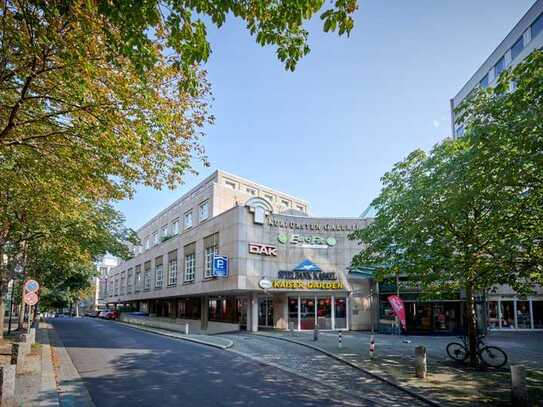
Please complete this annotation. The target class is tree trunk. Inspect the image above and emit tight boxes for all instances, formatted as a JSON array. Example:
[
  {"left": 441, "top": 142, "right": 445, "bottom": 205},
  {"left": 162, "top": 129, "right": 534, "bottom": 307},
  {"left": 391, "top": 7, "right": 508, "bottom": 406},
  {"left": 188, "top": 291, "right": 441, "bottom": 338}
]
[
  {"left": 18, "top": 302, "right": 25, "bottom": 330},
  {"left": 465, "top": 284, "right": 478, "bottom": 367}
]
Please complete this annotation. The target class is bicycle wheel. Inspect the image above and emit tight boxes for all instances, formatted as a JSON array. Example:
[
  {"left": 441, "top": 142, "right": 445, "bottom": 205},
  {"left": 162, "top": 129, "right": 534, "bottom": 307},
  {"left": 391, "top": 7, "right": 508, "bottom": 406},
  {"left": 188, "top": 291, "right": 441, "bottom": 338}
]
[
  {"left": 447, "top": 342, "right": 469, "bottom": 362},
  {"left": 479, "top": 346, "right": 508, "bottom": 368}
]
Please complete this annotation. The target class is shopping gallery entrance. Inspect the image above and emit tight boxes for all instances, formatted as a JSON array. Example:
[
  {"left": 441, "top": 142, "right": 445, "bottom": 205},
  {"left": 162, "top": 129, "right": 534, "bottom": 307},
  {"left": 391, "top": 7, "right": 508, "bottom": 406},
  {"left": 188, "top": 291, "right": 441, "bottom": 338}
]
[{"left": 257, "top": 293, "right": 349, "bottom": 331}]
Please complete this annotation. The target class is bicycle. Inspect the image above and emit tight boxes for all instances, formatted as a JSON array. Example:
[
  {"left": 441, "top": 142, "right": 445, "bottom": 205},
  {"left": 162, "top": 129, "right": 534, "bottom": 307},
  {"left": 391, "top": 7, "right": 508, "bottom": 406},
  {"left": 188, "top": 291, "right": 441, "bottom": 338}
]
[{"left": 446, "top": 333, "right": 508, "bottom": 368}]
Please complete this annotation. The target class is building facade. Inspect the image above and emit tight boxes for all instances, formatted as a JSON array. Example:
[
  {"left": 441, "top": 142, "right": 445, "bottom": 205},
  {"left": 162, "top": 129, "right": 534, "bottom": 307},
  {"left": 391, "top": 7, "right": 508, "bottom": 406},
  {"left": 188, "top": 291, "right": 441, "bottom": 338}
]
[
  {"left": 451, "top": 0, "right": 543, "bottom": 138},
  {"left": 79, "top": 255, "right": 119, "bottom": 314},
  {"left": 107, "top": 171, "right": 373, "bottom": 333}
]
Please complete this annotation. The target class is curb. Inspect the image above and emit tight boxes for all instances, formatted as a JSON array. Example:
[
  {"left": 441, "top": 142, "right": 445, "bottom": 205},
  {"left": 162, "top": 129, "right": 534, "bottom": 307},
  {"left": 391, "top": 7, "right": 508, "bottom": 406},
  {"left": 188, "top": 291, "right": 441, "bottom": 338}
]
[
  {"left": 114, "top": 320, "right": 234, "bottom": 350},
  {"left": 37, "top": 325, "right": 60, "bottom": 407},
  {"left": 253, "top": 333, "right": 442, "bottom": 407}
]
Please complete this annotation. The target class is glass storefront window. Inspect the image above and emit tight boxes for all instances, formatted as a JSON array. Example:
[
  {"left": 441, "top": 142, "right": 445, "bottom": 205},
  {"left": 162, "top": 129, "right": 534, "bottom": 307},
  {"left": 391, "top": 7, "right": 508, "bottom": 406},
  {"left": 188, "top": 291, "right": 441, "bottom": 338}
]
[
  {"left": 500, "top": 301, "right": 515, "bottom": 328},
  {"left": 288, "top": 297, "right": 298, "bottom": 330},
  {"left": 487, "top": 301, "right": 499, "bottom": 329},
  {"left": 334, "top": 297, "right": 347, "bottom": 329},
  {"left": 516, "top": 301, "right": 531, "bottom": 329},
  {"left": 300, "top": 297, "right": 315, "bottom": 330},
  {"left": 533, "top": 301, "right": 543, "bottom": 329},
  {"left": 316, "top": 297, "right": 332, "bottom": 329}
]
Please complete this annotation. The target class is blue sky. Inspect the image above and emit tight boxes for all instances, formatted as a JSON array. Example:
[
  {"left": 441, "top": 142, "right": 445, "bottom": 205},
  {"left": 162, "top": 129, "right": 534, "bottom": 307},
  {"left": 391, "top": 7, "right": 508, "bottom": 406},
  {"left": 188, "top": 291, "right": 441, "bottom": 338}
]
[{"left": 117, "top": 0, "right": 535, "bottom": 229}]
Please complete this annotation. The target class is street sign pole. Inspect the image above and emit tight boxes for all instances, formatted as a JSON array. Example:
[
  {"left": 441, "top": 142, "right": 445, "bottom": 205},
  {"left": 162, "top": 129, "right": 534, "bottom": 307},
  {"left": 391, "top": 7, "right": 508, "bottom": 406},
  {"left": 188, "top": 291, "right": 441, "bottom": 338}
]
[{"left": 7, "top": 279, "right": 15, "bottom": 335}]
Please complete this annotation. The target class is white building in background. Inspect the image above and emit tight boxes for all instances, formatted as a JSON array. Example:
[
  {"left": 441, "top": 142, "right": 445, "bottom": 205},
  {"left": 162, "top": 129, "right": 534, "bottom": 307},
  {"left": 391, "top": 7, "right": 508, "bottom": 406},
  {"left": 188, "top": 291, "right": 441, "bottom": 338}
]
[
  {"left": 451, "top": 0, "right": 543, "bottom": 137},
  {"left": 79, "top": 254, "right": 119, "bottom": 314}
]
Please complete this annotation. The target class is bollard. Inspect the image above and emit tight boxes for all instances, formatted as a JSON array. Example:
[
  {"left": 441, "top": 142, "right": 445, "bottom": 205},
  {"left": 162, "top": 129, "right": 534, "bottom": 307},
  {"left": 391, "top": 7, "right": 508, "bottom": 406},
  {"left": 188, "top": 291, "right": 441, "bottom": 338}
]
[
  {"left": 29, "top": 328, "right": 36, "bottom": 344},
  {"left": 369, "top": 335, "right": 375, "bottom": 359},
  {"left": 338, "top": 331, "right": 342, "bottom": 349},
  {"left": 185, "top": 323, "right": 189, "bottom": 335},
  {"left": 0, "top": 365, "right": 15, "bottom": 406},
  {"left": 415, "top": 346, "right": 427, "bottom": 379},
  {"left": 313, "top": 325, "right": 319, "bottom": 341},
  {"left": 511, "top": 365, "right": 529, "bottom": 407},
  {"left": 11, "top": 344, "right": 25, "bottom": 374}
]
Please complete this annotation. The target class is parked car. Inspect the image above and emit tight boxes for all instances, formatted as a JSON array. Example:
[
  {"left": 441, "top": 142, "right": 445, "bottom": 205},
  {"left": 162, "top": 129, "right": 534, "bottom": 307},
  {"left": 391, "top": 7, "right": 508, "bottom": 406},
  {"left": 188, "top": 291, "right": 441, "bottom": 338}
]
[
  {"left": 103, "top": 310, "right": 119, "bottom": 320},
  {"left": 98, "top": 311, "right": 108, "bottom": 318}
]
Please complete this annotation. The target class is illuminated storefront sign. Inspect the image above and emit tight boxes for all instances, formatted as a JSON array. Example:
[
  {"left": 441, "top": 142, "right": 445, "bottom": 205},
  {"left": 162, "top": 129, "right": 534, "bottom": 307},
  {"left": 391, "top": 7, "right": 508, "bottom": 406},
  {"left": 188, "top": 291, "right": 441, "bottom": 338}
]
[
  {"left": 277, "top": 233, "right": 337, "bottom": 248},
  {"left": 270, "top": 260, "right": 344, "bottom": 290},
  {"left": 248, "top": 243, "right": 277, "bottom": 256},
  {"left": 271, "top": 280, "right": 344, "bottom": 289}
]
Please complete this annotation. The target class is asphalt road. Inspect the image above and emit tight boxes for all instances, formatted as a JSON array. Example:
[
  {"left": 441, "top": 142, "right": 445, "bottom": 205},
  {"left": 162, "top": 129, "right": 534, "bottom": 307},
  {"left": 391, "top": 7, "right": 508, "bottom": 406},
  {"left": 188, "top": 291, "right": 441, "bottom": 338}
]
[{"left": 49, "top": 318, "right": 370, "bottom": 407}]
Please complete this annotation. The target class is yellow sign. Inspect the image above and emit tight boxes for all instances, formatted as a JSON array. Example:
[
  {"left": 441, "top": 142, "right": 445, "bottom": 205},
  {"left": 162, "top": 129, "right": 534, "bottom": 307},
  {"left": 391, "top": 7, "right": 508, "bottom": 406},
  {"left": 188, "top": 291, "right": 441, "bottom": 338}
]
[{"left": 271, "top": 280, "right": 344, "bottom": 290}]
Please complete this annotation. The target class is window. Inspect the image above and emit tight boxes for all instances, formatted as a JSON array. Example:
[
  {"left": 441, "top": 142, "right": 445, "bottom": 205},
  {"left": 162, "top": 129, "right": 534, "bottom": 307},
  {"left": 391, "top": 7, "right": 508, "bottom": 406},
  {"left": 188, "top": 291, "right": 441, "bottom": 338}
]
[
  {"left": 172, "top": 219, "right": 180, "bottom": 235},
  {"left": 296, "top": 205, "right": 305, "bottom": 212},
  {"left": 224, "top": 180, "right": 236, "bottom": 189},
  {"left": 114, "top": 277, "right": 119, "bottom": 295},
  {"left": 246, "top": 187, "right": 256, "bottom": 196},
  {"left": 155, "top": 257, "right": 163, "bottom": 288},
  {"left": 144, "top": 261, "right": 151, "bottom": 290},
  {"left": 135, "top": 265, "right": 142, "bottom": 292},
  {"left": 167, "top": 250, "right": 178, "bottom": 286},
  {"left": 455, "top": 125, "right": 465, "bottom": 137},
  {"left": 199, "top": 200, "right": 209, "bottom": 221},
  {"left": 494, "top": 56, "right": 506, "bottom": 78},
  {"left": 184, "top": 211, "right": 193, "bottom": 228},
  {"left": 281, "top": 199, "right": 290, "bottom": 207},
  {"left": 532, "top": 12, "right": 543, "bottom": 40},
  {"left": 264, "top": 194, "right": 274, "bottom": 202},
  {"left": 479, "top": 73, "right": 489, "bottom": 89},
  {"left": 120, "top": 271, "right": 126, "bottom": 295},
  {"left": 127, "top": 268, "right": 133, "bottom": 294},
  {"left": 184, "top": 243, "right": 196, "bottom": 282},
  {"left": 511, "top": 36, "right": 524, "bottom": 61},
  {"left": 204, "top": 233, "right": 219, "bottom": 278},
  {"left": 161, "top": 225, "right": 168, "bottom": 238},
  {"left": 145, "top": 237, "right": 150, "bottom": 250},
  {"left": 153, "top": 232, "right": 159, "bottom": 246}
]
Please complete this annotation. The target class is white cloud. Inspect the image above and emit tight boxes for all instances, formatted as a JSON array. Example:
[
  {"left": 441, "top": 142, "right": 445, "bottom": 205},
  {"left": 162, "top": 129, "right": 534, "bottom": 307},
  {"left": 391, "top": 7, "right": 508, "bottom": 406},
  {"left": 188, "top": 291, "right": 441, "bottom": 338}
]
[{"left": 432, "top": 119, "right": 441, "bottom": 128}]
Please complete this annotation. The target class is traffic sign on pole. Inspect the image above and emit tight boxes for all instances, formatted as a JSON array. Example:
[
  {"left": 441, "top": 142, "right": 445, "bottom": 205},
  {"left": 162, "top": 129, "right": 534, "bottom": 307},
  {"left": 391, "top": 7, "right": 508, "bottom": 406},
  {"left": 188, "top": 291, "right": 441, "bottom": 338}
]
[
  {"left": 24, "top": 292, "right": 38, "bottom": 306},
  {"left": 24, "top": 279, "right": 40, "bottom": 293}
]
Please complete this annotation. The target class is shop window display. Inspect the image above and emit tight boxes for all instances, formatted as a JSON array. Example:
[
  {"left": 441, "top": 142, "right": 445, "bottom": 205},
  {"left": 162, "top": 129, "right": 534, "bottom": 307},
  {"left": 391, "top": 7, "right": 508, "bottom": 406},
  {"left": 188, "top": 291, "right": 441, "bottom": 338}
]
[
  {"left": 316, "top": 297, "right": 332, "bottom": 329},
  {"left": 288, "top": 297, "right": 298, "bottom": 329},
  {"left": 516, "top": 301, "right": 531, "bottom": 329},
  {"left": 487, "top": 301, "right": 499, "bottom": 329},
  {"left": 500, "top": 301, "right": 515, "bottom": 328},
  {"left": 300, "top": 298, "right": 316, "bottom": 330}
]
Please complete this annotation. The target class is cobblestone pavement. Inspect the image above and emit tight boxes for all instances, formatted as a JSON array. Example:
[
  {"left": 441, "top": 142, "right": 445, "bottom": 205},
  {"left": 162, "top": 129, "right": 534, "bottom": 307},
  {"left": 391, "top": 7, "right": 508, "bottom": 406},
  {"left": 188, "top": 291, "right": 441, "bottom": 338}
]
[
  {"left": 233, "top": 330, "right": 543, "bottom": 407},
  {"left": 221, "top": 333, "right": 430, "bottom": 407}
]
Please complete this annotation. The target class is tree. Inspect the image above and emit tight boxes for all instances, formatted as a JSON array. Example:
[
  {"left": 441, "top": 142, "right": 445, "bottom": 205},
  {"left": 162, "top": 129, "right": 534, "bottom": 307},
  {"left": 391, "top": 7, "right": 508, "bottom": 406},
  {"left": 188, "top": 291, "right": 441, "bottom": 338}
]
[
  {"left": 350, "top": 51, "right": 543, "bottom": 366},
  {"left": 0, "top": 0, "right": 358, "bottom": 326}
]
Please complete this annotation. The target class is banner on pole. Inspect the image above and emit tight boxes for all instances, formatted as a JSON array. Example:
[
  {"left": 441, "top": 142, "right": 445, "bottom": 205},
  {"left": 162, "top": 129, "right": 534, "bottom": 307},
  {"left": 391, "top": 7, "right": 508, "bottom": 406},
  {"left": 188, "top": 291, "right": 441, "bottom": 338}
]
[{"left": 387, "top": 295, "right": 406, "bottom": 330}]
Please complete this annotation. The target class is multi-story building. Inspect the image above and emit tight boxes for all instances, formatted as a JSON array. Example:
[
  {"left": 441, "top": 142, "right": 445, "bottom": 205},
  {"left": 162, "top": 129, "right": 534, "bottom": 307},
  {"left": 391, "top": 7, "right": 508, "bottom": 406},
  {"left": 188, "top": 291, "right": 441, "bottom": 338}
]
[
  {"left": 79, "top": 255, "right": 119, "bottom": 314},
  {"left": 450, "top": 0, "right": 543, "bottom": 137},
  {"left": 447, "top": 1, "right": 543, "bottom": 331},
  {"left": 107, "top": 170, "right": 373, "bottom": 333}
]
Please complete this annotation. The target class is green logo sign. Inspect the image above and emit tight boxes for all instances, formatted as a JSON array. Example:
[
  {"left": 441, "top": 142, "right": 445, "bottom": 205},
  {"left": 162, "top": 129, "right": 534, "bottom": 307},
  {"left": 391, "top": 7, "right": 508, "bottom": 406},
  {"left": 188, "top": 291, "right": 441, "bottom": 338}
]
[{"left": 277, "top": 234, "right": 337, "bottom": 247}]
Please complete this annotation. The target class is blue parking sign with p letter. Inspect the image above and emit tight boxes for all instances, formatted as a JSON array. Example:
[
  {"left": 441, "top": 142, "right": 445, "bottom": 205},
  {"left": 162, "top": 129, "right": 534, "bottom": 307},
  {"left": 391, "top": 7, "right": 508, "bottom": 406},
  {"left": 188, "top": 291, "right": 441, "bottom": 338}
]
[{"left": 212, "top": 255, "right": 229, "bottom": 277}]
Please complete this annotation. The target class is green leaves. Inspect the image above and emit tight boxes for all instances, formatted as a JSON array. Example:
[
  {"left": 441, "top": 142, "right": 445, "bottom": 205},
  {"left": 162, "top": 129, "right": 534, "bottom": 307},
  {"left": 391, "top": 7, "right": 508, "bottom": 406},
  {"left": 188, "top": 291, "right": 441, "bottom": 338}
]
[{"left": 351, "top": 51, "right": 543, "bottom": 296}]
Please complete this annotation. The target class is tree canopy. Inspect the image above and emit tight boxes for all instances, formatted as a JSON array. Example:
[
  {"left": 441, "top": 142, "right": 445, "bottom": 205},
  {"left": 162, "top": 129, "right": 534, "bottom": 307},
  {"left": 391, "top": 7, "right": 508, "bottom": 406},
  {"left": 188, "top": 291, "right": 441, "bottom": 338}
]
[{"left": 350, "top": 51, "right": 543, "bottom": 364}]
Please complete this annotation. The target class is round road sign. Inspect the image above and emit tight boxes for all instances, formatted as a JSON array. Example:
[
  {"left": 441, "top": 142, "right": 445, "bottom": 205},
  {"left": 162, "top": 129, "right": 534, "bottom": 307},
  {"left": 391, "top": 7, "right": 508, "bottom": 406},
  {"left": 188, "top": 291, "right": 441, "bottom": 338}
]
[
  {"left": 24, "top": 279, "right": 40, "bottom": 293},
  {"left": 24, "top": 291, "right": 39, "bottom": 306}
]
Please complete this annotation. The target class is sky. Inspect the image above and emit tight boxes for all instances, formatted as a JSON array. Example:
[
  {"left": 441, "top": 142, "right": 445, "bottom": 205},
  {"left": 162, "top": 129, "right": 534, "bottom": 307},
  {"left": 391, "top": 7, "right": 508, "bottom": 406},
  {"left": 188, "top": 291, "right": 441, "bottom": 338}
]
[{"left": 116, "top": 0, "right": 536, "bottom": 229}]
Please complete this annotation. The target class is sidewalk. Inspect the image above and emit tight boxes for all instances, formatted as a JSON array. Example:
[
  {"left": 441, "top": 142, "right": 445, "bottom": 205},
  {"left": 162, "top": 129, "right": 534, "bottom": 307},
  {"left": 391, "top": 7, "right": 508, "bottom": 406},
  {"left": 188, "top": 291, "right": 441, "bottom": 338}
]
[
  {"left": 1, "top": 322, "right": 60, "bottom": 406},
  {"left": 251, "top": 330, "right": 543, "bottom": 406}
]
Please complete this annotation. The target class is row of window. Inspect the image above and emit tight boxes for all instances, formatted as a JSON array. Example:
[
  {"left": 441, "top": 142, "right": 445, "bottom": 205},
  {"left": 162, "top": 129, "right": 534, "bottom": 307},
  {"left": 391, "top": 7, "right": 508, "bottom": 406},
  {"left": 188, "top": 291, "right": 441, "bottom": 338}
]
[
  {"left": 479, "top": 11, "right": 543, "bottom": 90},
  {"left": 110, "top": 233, "right": 219, "bottom": 297},
  {"left": 223, "top": 178, "right": 306, "bottom": 212},
  {"left": 137, "top": 201, "right": 209, "bottom": 254}
]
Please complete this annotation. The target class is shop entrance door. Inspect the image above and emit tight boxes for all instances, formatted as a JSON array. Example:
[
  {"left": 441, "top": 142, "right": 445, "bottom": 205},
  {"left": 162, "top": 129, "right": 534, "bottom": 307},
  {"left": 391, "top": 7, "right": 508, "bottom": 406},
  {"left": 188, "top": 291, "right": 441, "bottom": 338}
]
[{"left": 258, "top": 298, "right": 273, "bottom": 328}]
